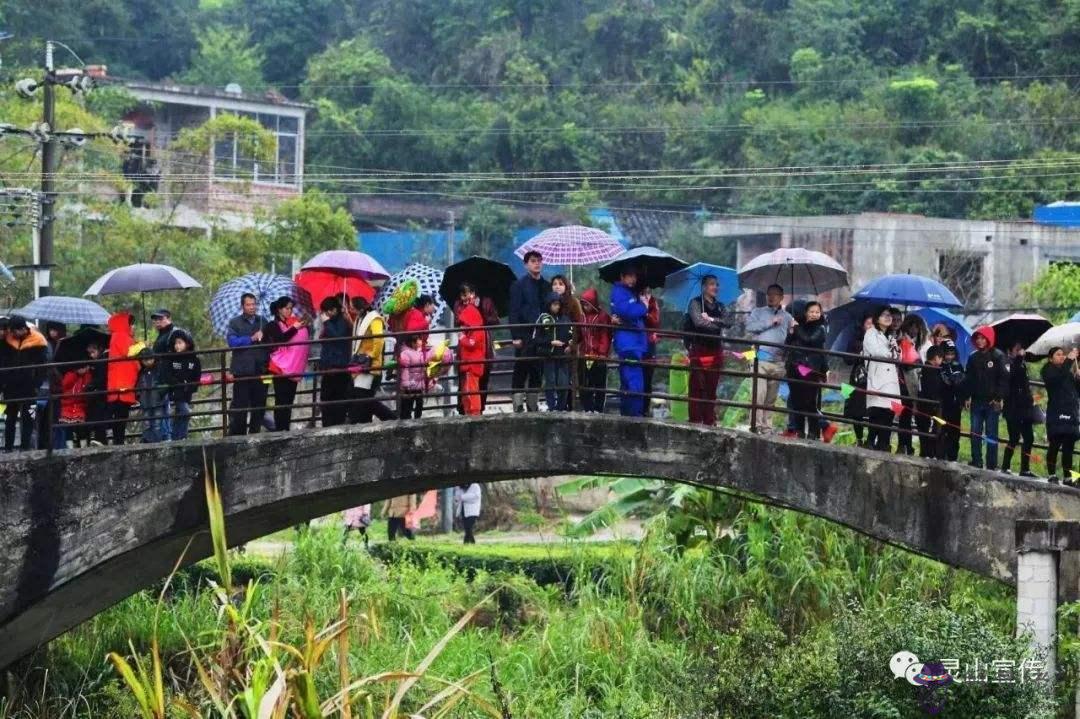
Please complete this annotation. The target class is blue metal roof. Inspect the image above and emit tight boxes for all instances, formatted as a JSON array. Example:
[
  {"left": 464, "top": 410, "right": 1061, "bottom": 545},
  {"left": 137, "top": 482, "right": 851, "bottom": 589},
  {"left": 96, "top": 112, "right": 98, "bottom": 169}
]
[{"left": 1034, "top": 202, "right": 1080, "bottom": 227}]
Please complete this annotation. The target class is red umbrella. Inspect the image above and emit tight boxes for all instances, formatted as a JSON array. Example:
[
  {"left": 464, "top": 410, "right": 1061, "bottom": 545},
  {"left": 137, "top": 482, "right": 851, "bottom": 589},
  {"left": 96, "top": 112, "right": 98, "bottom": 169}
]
[{"left": 294, "top": 269, "right": 374, "bottom": 308}]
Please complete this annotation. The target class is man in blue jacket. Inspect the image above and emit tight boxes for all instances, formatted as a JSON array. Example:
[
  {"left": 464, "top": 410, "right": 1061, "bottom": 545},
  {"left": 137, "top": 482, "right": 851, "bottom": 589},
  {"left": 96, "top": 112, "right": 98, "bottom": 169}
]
[
  {"left": 610, "top": 266, "right": 649, "bottom": 417},
  {"left": 226, "top": 293, "right": 269, "bottom": 435},
  {"left": 508, "top": 250, "right": 550, "bottom": 412}
]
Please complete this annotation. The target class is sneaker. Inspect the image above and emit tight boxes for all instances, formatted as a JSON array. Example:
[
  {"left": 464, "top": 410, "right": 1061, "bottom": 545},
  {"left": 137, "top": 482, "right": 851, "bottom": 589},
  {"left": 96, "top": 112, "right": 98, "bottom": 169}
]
[
  {"left": 1049, "top": 476, "right": 1061, "bottom": 485},
  {"left": 89, "top": 439, "right": 104, "bottom": 447},
  {"left": 821, "top": 423, "right": 838, "bottom": 444},
  {"left": 1019, "top": 471, "right": 1037, "bottom": 478},
  {"left": 781, "top": 429, "right": 798, "bottom": 439},
  {"left": 1001, "top": 469, "right": 1013, "bottom": 475}
]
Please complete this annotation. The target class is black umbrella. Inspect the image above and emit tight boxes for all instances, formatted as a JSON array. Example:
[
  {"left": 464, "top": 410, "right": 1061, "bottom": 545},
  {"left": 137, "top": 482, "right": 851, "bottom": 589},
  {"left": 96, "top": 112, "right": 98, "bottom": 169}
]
[
  {"left": 990, "top": 313, "right": 1054, "bottom": 351},
  {"left": 598, "top": 246, "right": 689, "bottom": 288},
  {"left": 439, "top": 256, "right": 517, "bottom": 316},
  {"left": 53, "top": 327, "right": 110, "bottom": 365}
]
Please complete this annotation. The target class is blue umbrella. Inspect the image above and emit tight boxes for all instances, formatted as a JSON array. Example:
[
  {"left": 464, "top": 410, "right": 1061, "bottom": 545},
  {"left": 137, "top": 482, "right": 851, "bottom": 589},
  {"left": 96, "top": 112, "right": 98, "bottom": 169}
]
[
  {"left": 663, "top": 263, "right": 739, "bottom": 314},
  {"left": 911, "top": 307, "right": 972, "bottom": 364},
  {"left": 826, "top": 299, "right": 876, "bottom": 352},
  {"left": 209, "top": 273, "right": 313, "bottom": 337},
  {"left": 16, "top": 296, "right": 110, "bottom": 325},
  {"left": 852, "top": 274, "right": 962, "bottom": 309}
]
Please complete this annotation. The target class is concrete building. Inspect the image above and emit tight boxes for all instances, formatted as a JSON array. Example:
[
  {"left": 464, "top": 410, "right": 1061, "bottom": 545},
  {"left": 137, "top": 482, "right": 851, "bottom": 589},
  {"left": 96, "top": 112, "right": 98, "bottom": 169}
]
[
  {"left": 88, "top": 68, "right": 309, "bottom": 231},
  {"left": 704, "top": 212, "right": 1080, "bottom": 311}
]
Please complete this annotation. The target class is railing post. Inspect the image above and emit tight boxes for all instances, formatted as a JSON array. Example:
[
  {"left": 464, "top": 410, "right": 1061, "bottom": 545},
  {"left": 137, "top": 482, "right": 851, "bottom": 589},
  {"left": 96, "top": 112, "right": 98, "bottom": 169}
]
[
  {"left": 749, "top": 345, "right": 760, "bottom": 433},
  {"left": 219, "top": 350, "right": 228, "bottom": 437}
]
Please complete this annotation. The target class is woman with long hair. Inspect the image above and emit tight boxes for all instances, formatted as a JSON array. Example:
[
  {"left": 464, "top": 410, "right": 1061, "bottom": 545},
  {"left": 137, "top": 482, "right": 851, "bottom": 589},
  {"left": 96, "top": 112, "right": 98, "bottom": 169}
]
[
  {"left": 1042, "top": 347, "right": 1080, "bottom": 484},
  {"left": 862, "top": 307, "right": 901, "bottom": 452},
  {"left": 897, "top": 314, "right": 931, "bottom": 455}
]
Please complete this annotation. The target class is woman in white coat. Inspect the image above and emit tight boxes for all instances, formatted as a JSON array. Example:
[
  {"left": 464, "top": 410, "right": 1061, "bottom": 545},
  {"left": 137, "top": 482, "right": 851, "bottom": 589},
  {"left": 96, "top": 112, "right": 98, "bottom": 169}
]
[
  {"left": 862, "top": 306, "right": 901, "bottom": 452},
  {"left": 454, "top": 483, "right": 482, "bottom": 544}
]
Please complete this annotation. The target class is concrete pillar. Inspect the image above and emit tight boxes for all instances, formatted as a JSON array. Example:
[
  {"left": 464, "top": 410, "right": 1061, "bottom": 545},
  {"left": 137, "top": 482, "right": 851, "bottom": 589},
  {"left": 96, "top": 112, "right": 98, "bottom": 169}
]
[{"left": 1015, "top": 549, "right": 1057, "bottom": 679}]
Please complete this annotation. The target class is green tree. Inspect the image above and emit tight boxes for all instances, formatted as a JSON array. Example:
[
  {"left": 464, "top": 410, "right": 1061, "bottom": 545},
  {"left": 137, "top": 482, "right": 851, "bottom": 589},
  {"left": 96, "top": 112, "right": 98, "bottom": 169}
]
[
  {"left": 1021, "top": 263, "right": 1080, "bottom": 324},
  {"left": 181, "top": 25, "right": 266, "bottom": 90},
  {"left": 462, "top": 200, "right": 515, "bottom": 258},
  {"left": 263, "top": 190, "right": 356, "bottom": 258}
]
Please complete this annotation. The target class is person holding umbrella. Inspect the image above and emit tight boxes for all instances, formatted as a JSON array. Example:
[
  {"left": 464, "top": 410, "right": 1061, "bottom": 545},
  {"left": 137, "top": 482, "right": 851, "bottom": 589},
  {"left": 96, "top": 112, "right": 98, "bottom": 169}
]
[
  {"left": 685, "top": 274, "right": 728, "bottom": 426},
  {"left": 453, "top": 290, "right": 500, "bottom": 413},
  {"left": 1001, "top": 341, "right": 1036, "bottom": 477},
  {"left": 744, "top": 284, "right": 794, "bottom": 432},
  {"left": 225, "top": 293, "right": 270, "bottom": 436},
  {"left": 150, "top": 309, "right": 183, "bottom": 440},
  {"left": 1041, "top": 347, "right": 1080, "bottom": 484},
  {"left": 862, "top": 306, "right": 901, "bottom": 452},
  {"left": 317, "top": 296, "right": 353, "bottom": 426},
  {"left": 508, "top": 251, "right": 550, "bottom": 413},
  {"left": 610, "top": 266, "right": 649, "bottom": 417},
  {"left": 263, "top": 296, "right": 311, "bottom": 432},
  {"left": 106, "top": 312, "right": 143, "bottom": 445},
  {"left": 456, "top": 283, "right": 489, "bottom": 416}
]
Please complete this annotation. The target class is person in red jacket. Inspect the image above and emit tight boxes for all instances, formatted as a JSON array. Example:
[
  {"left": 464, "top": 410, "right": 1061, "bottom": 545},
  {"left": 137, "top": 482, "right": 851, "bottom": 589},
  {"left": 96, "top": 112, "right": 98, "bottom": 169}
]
[
  {"left": 456, "top": 283, "right": 488, "bottom": 416},
  {"left": 59, "top": 365, "right": 91, "bottom": 447},
  {"left": 402, "top": 295, "right": 439, "bottom": 351},
  {"left": 106, "top": 312, "right": 144, "bottom": 445},
  {"left": 453, "top": 293, "right": 500, "bottom": 413},
  {"left": 578, "top": 288, "right": 612, "bottom": 412}
]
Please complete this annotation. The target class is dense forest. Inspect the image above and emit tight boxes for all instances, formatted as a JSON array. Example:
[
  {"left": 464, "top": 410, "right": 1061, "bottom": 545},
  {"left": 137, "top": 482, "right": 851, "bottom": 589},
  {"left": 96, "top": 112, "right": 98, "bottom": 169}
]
[{"left": 4, "top": 0, "right": 1079, "bottom": 222}]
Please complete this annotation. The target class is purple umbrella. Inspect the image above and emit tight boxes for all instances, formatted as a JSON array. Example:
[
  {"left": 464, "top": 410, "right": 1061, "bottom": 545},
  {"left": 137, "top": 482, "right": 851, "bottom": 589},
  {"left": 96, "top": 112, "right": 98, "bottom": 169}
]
[
  {"left": 514, "top": 225, "right": 625, "bottom": 266},
  {"left": 301, "top": 250, "right": 390, "bottom": 282},
  {"left": 83, "top": 263, "right": 202, "bottom": 295},
  {"left": 738, "top": 247, "right": 848, "bottom": 294}
]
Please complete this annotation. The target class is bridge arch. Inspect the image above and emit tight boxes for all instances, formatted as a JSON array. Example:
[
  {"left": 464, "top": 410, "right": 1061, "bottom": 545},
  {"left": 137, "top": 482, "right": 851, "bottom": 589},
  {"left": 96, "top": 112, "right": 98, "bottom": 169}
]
[{"left": 2, "top": 413, "right": 1079, "bottom": 668}]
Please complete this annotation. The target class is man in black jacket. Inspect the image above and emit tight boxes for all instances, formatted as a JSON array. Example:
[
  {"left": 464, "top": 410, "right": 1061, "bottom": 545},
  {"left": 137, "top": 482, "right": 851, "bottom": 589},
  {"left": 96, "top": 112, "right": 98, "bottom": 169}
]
[
  {"left": 225, "top": 293, "right": 269, "bottom": 436},
  {"left": 508, "top": 250, "right": 550, "bottom": 412},
  {"left": 3, "top": 316, "right": 47, "bottom": 451},
  {"left": 150, "top": 309, "right": 183, "bottom": 438},
  {"left": 965, "top": 325, "right": 1010, "bottom": 470}
]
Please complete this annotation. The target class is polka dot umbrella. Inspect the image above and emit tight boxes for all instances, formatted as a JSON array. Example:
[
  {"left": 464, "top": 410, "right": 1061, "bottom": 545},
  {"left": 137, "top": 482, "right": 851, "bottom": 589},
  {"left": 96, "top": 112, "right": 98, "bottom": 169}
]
[{"left": 374, "top": 263, "right": 448, "bottom": 326}]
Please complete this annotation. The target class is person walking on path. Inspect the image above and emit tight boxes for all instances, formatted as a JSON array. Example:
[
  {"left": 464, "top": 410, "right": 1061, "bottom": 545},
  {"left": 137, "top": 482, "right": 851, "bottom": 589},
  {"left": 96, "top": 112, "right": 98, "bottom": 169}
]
[
  {"left": 454, "top": 483, "right": 482, "bottom": 544},
  {"left": 162, "top": 329, "right": 200, "bottom": 441},
  {"left": 685, "top": 274, "right": 728, "bottom": 426},
  {"left": 610, "top": 267, "right": 649, "bottom": 417},
  {"left": 533, "top": 292, "right": 573, "bottom": 411},
  {"left": 350, "top": 296, "right": 396, "bottom": 424},
  {"left": 1002, "top": 341, "right": 1036, "bottom": 477},
  {"left": 2, "top": 316, "right": 46, "bottom": 452},
  {"left": 862, "top": 306, "right": 901, "bottom": 452},
  {"left": 965, "top": 326, "right": 1009, "bottom": 470},
  {"left": 264, "top": 296, "right": 311, "bottom": 432},
  {"left": 317, "top": 296, "right": 353, "bottom": 426},
  {"left": 578, "top": 288, "right": 612, "bottom": 413},
  {"left": 1041, "top": 347, "right": 1080, "bottom": 484},
  {"left": 508, "top": 251, "right": 549, "bottom": 412},
  {"left": 105, "top": 312, "right": 144, "bottom": 445},
  {"left": 456, "top": 283, "right": 489, "bottom": 416},
  {"left": 784, "top": 301, "right": 828, "bottom": 439},
  {"left": 343, "top": 505, "right": 372, "bottom": 547},
  {"left": 744, "top": 284, "right": 794, "bottom": 432},
  {"left": 383, "top": 494, "right": 417, "bottom": 541},
  {"left": 226, "top": 293, "right": 270, "bottom": 436}
]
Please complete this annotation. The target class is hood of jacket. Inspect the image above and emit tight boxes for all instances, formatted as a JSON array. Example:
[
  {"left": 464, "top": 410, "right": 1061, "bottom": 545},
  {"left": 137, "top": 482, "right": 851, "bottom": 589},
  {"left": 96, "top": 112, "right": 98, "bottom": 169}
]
[
  {"left": 545, "top": 292, "right": 564, "bottom": 314},
  {"left": 170, "top": 327, "right": 196, "bottom": 351},
  {"left": 580, "top": 288, "right": 600, "bottom": 312},
  {"left": 973, "top": 325, "right": 995, "bottom": 348}
]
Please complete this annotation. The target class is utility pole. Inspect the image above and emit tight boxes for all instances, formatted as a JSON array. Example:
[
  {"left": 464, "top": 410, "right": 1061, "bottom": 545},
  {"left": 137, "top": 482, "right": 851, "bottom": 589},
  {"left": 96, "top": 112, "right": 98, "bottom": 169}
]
[{"left": 37, "top": 41, "right": 56, "bottom": 298}]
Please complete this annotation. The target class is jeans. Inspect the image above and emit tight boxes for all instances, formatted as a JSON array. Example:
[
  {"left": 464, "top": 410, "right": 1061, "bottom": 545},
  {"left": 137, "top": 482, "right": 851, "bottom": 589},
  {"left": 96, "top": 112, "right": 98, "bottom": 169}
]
[
  {"left": 617, "top": 350, "right": 645, "bottom": 417},
  {"left": 142, "top": 404, "right": 165, "bottom": 443},
  {"left": 969, "top": 402, "right": 1000, "bottom": 469},
  {"left": 463, "top": 515, "right": 477, "bottom": 544},
  {"left": 511, "top": 346, "right": 543, "bottom": 409},
  {"left": 171, "top": 399, "right": 191, "bottom": 441},
  {"left": 543, "top": 358, "right": 571, "bottom": 411},
  {"left": 229, "top": 376, "right": 269, "bottom": 436},
  {"left": 160, "top": 397, "right": 173, "bottom": 441},
  {"left": 579, "top": 359, "right": 608, "bottom": 413}
]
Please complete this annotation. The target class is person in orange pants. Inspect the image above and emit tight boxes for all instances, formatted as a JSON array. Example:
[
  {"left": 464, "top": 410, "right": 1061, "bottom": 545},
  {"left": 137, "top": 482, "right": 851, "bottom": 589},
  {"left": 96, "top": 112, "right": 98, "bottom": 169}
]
[{"left": 456, "top": 283, "right": 488, "bottom": 415}]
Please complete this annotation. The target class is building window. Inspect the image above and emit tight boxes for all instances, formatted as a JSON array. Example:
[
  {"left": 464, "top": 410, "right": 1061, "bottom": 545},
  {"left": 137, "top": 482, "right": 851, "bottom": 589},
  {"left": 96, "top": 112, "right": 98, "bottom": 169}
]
[
  {"left": 212, "top": 110, "right": 300, "bottom": 186},
  {"left": 938, "top": 251, "right": 984, "bottom": 308}
]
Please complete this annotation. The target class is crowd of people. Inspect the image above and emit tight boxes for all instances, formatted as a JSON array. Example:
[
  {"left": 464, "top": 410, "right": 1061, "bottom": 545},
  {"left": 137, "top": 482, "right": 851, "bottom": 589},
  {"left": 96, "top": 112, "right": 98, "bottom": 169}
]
[{"left": 2, "top": 251, "right": 1079, "bottom": 487}]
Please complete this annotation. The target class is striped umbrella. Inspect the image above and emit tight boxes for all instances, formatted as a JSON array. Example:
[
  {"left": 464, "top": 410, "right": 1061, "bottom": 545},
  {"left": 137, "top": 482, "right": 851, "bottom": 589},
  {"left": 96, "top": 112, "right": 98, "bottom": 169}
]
[
  {"left": 374, "top": 263, "right": 448, "bottom": 325},
  {"left": 514, "top": 225, "right": 625, "bottom": 266},
  {"left": 208, "top": 273, "right": 313, "bottom": 337}
]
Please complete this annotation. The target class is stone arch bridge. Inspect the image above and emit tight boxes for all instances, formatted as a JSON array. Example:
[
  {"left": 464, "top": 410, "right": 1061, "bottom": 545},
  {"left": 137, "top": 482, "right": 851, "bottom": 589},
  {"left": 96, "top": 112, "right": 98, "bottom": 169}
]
[{"left": 2, "top": 413, "right": 1079, "bottom": 670}]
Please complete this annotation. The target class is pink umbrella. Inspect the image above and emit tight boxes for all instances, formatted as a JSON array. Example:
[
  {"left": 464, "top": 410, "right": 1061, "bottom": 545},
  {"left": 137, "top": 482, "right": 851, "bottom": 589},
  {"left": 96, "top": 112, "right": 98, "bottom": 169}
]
[
  {"left": 514, "top": 225, "right": 625, "bottom": 266},
  {"left": 301, "top": 250, "right": 390, "bottom": 282}
]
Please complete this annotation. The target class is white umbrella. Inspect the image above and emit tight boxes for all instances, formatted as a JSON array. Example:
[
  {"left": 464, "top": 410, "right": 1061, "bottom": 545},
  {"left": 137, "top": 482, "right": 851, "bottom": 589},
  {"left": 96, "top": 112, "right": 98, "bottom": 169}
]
[
  {"left": 738, "top": 247, "right": 848, "bottom": 294},
  {"left": 1027, "top": 323, "right": 1080, "bottom": 357}
]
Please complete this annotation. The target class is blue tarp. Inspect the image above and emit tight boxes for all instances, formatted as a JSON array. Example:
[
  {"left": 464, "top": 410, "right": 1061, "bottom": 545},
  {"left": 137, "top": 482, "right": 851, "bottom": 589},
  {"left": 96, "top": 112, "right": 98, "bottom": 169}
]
[{"left": 1034, "top": 202, "right": 1080, "bottom": 227}]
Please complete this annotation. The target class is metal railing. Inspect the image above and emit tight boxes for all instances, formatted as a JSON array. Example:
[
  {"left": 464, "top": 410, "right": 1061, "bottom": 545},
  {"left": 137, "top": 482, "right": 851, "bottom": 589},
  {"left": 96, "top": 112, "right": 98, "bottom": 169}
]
[{"left": 0, "top": 320, "right": 1053, "bottom": 471}]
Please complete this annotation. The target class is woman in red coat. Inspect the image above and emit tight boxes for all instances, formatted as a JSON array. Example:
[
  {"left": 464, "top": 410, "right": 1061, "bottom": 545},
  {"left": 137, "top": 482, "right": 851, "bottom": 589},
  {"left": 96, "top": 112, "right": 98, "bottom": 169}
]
[
  {"left": 456, "top": 283, "right": 488, "bottom": 416},
  {"left": 105, "top": 312, "right": 144, "bottom": 444}
]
